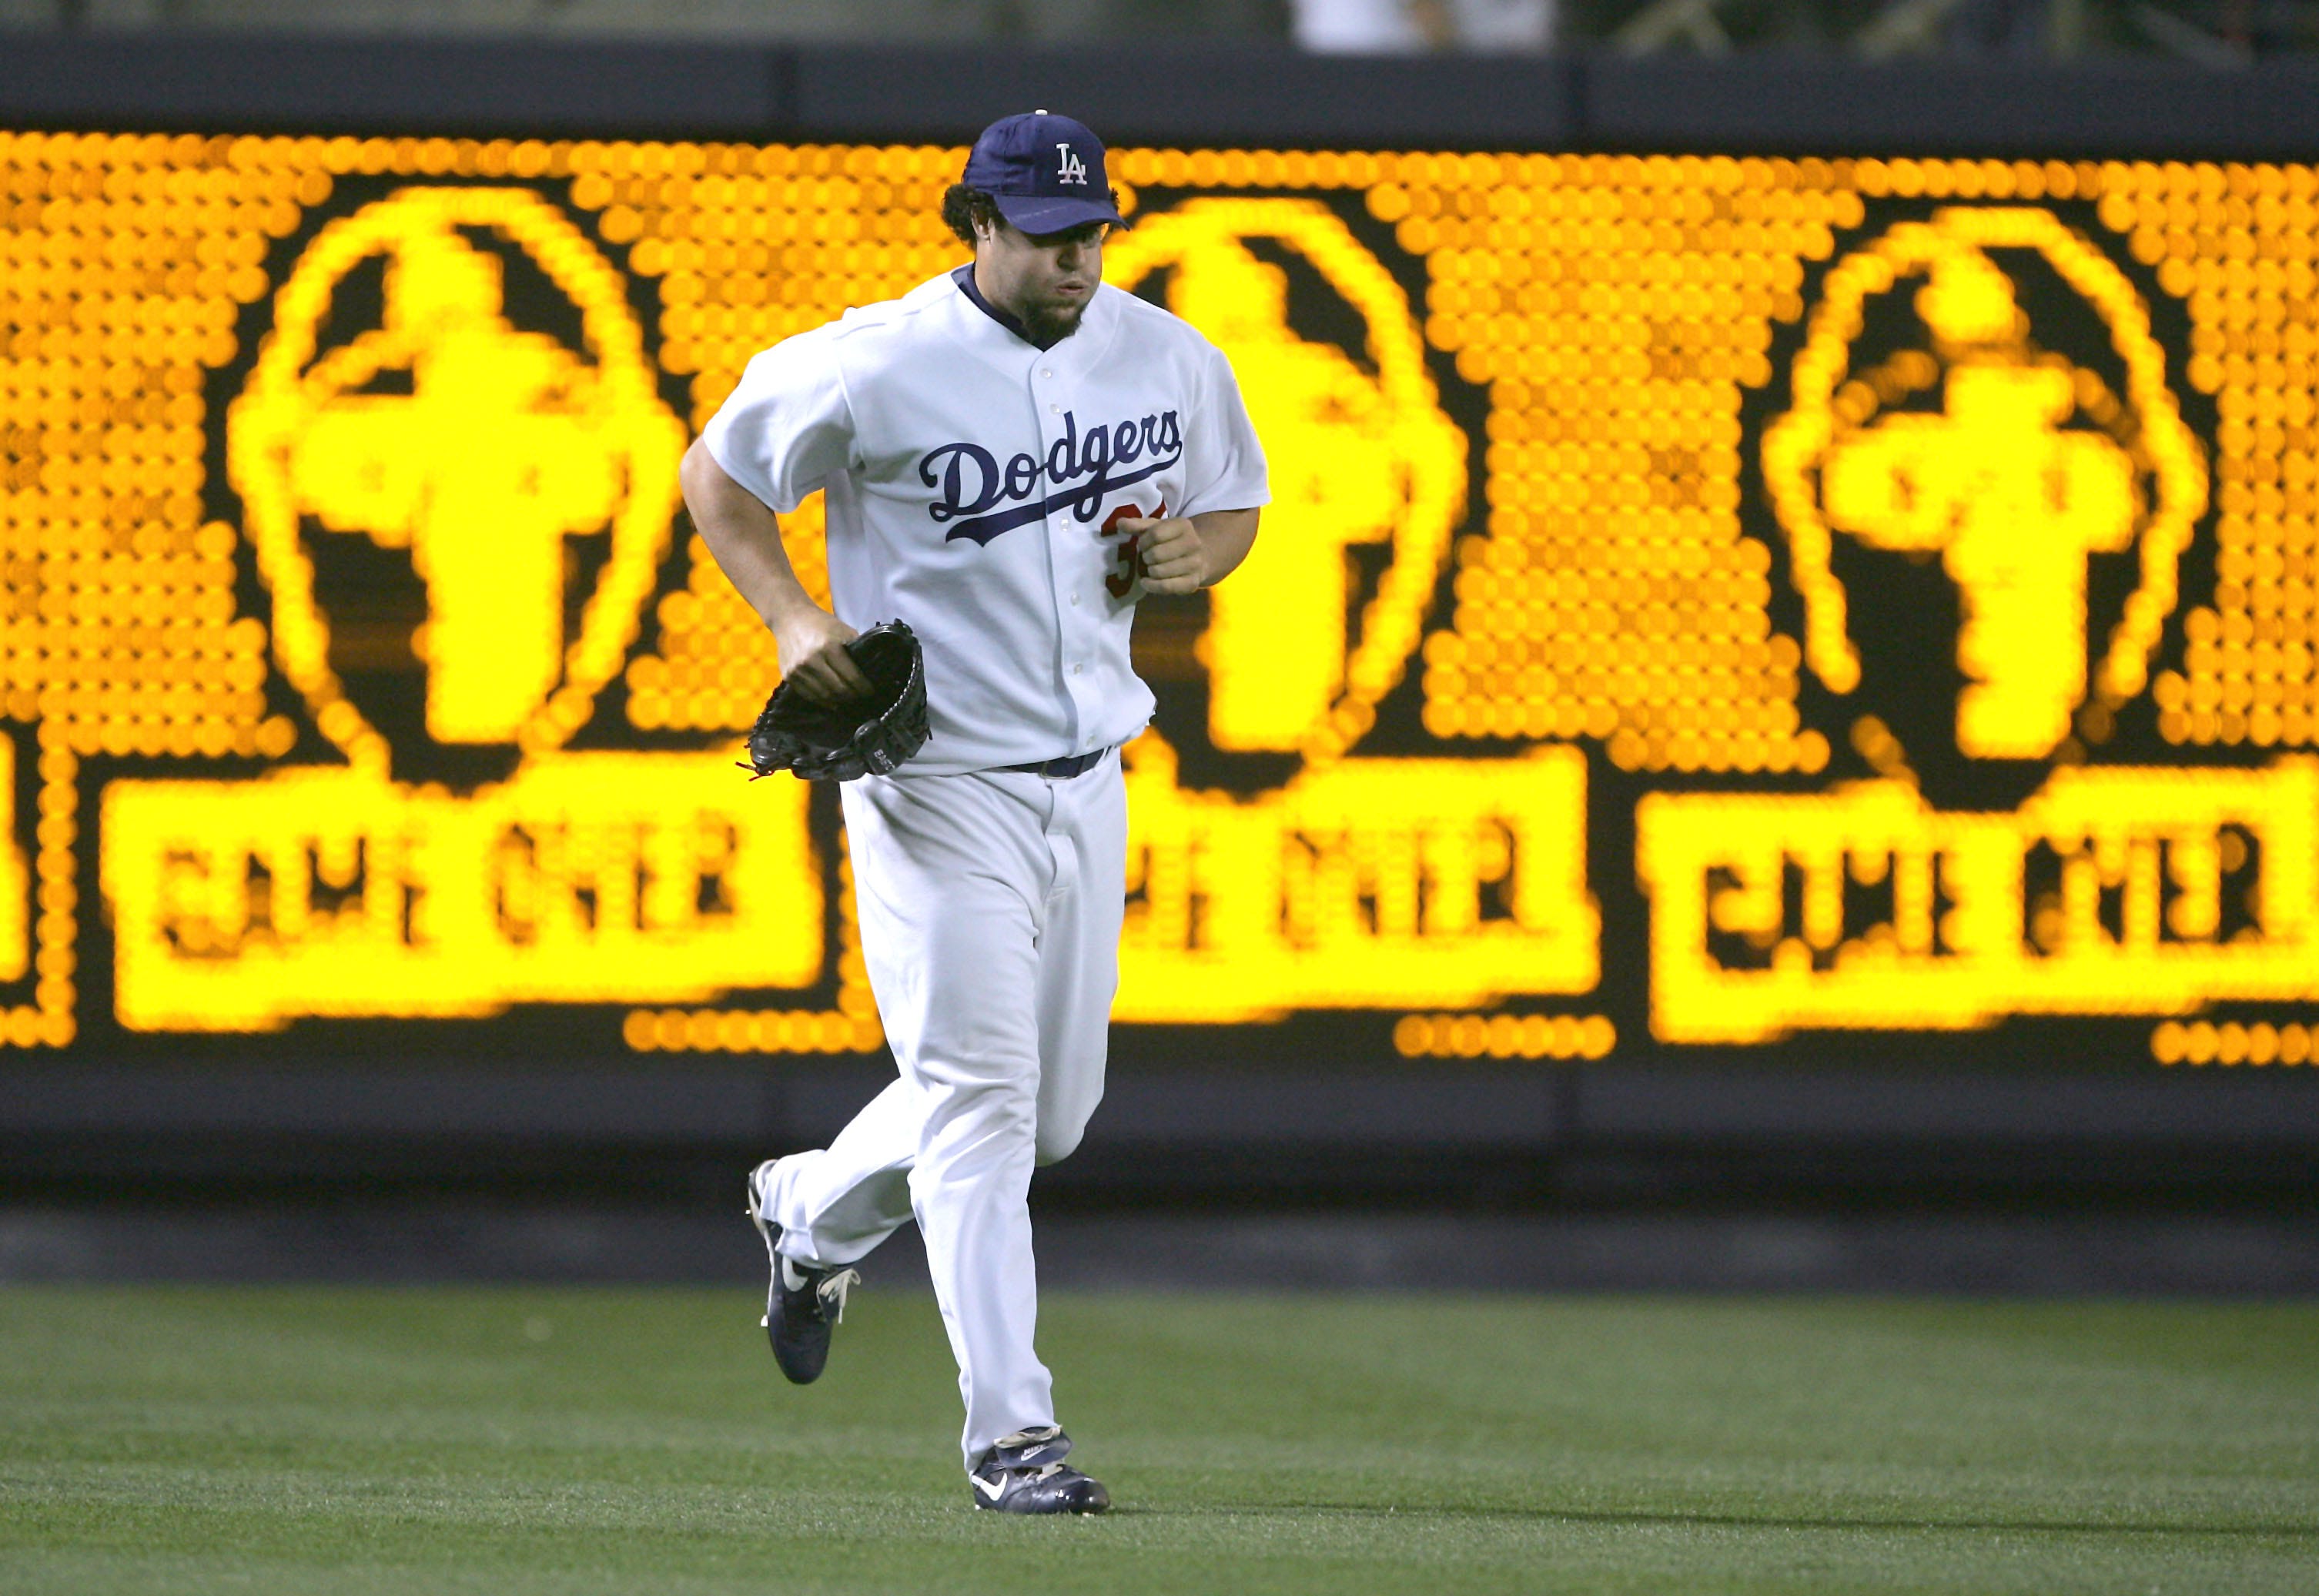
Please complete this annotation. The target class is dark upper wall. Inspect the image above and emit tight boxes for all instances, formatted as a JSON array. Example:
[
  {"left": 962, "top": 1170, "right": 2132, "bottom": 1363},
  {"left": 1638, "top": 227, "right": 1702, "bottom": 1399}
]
[{"left": 0, "top": 34, "right": 2316, "bottom": 158}]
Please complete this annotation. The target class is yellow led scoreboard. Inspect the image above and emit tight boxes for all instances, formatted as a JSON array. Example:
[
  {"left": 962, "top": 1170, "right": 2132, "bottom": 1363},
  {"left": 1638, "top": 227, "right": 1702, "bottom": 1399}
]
[{"left": 2, "top": 128, "right": 2314, "bottom": 1072}]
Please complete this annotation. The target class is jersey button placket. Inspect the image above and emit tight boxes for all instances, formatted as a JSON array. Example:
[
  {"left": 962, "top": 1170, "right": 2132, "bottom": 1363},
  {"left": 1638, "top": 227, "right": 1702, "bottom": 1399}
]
[{"left": 1036, "top": 363, "right": 1088, "bottom": 738}]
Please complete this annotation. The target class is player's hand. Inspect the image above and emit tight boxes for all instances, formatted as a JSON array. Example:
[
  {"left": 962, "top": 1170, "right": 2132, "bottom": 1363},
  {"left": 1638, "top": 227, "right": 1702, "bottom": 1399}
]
[
  {"left": 1123, "top": 516, "right": 1206, "bottom": 594},
  {"left": 771, "top": 605, "right": 872, "bottom": 704}
]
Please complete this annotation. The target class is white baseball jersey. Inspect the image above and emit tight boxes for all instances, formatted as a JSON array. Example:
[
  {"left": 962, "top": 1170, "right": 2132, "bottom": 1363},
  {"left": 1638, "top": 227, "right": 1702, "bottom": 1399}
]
[{"left": 701, "top": 269, "right": 1270, "bottom": 774}]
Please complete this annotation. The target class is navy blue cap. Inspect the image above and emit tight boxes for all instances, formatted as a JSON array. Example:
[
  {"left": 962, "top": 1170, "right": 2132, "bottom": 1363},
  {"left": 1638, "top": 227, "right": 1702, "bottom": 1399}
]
[{"left": 961, "top": 110, "right": 1126, "bottom": 236}]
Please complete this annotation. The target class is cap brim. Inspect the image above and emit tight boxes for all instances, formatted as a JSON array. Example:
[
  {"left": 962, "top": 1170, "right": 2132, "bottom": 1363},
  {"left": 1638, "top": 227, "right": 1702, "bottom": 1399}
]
[{"left": 992, "top": 192, "right": 1127, "bottom": 236}]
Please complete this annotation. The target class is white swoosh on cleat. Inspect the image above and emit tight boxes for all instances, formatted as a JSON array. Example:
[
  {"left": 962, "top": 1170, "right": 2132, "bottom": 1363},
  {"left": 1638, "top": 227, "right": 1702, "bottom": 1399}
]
[{"left": 971, "top": 1473, "right": 1007, "bottom": 1502}]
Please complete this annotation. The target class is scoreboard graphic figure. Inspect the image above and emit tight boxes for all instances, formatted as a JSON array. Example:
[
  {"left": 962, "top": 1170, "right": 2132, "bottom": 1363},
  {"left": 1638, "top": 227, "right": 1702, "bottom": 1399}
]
[{"left": 229, "top": 186, "right": 685, "bottom": 774}]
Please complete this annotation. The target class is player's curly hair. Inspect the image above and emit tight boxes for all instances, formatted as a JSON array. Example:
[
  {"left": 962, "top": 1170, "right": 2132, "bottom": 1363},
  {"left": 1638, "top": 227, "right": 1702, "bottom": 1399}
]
[
  {"left": 941, "top": 184, "right": 1001, "bottom": 246},
  {"left": 942, "top": 183, "right": 1125, "bottom": 246}
]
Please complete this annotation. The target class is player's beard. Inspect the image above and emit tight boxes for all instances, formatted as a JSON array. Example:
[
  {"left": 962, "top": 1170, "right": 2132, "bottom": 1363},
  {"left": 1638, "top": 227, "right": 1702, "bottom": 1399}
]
[{"left": 1021, "top": 296, "right": 1086, "bottom": 348}]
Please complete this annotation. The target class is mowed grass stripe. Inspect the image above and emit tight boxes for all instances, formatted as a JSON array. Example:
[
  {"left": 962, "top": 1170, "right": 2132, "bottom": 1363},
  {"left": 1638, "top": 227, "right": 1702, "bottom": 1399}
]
[{"left": 2, "top": 1286, "right": 2314, "bottom": 1594}]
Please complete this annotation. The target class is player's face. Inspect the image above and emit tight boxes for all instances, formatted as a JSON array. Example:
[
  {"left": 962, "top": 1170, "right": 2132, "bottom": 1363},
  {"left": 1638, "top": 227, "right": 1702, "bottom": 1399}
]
[{"left": 975, "top": 217, "right": 1108, "bottom": 344}]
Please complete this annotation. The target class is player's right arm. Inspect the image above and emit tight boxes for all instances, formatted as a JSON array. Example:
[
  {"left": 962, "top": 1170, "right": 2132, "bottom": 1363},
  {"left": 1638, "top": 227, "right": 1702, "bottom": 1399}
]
[
  {"left": 691, "top": 335, "right": 875, "bottom": 704},
  {"left": 681, "top": 438, "right": 872, "bottom": 703}
]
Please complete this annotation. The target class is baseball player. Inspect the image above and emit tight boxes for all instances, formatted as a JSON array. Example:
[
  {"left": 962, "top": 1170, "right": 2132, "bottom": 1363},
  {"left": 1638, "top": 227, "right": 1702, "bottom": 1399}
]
[{"left": 681, "top": 110, "right": 1268, "bottom": 1514}]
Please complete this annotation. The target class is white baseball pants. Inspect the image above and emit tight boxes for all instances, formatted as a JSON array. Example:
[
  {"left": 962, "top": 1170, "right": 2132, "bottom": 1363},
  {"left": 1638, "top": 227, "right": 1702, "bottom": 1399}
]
[{"left": 754, "top": 754, "right": 1125, "bottom": 1467}]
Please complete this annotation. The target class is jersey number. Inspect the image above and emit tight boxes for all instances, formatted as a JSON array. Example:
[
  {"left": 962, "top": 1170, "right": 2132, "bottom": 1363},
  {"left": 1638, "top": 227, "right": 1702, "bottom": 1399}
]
[{"left": 1102, "top": 501, "right": 1166, "bottom": 599}]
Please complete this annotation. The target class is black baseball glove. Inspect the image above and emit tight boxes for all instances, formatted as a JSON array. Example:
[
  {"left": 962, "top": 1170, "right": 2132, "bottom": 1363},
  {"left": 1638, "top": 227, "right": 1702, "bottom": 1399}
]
[{"left": 743, "top": 620, "right": 931, "bottom": 781}]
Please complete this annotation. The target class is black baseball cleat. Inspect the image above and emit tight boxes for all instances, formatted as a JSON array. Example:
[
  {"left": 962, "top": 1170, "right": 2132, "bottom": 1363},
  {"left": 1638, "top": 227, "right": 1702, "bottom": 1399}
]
[
  {"left": 745, "top": 1159, "right": 860, "bottom": 1385},
  {"left": 969, "top": 1426, "right": 1112, "bottom": 1515}
]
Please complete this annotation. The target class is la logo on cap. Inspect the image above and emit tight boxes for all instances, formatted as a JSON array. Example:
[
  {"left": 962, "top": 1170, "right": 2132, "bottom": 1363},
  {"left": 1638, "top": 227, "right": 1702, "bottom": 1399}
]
[{"left": 1041, "top": 113, "right": 1089, "bottom": 186}]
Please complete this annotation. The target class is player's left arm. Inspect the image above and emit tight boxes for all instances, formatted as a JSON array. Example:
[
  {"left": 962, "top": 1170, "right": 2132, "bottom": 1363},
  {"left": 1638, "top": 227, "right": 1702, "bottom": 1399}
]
[
  {"left": 1133, "top": 341, "right": 1267, "bottom": 594},
  {"left": 1129, "top": 507, "right": 1261, "bottom": 596}
]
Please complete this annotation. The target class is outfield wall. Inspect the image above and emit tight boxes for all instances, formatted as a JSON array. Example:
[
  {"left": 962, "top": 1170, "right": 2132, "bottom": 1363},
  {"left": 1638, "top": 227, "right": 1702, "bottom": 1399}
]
[{"left": 2, "top": 38, "right": 2317, "bottom": 1186}]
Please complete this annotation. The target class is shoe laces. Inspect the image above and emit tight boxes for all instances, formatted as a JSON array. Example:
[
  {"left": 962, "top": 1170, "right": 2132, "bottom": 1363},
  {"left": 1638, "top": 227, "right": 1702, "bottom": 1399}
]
[
  {"left": 815, "top": 1268, "right": 861, "bottom": 1323},
  {"left": 983, "top": 1426, "right": 1071, "bottom": 1481},
  {"left": 993, "top": 1424, "right": 1064, "bottom": 1451},
  {"left": 979, "top": 1460, "right": 1067, "bottom": 1491}
]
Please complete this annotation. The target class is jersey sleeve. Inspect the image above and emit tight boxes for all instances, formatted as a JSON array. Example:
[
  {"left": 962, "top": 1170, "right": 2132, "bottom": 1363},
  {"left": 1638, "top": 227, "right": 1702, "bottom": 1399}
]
[
  {"left": 1174, "top": 341, "right": 1270, "bottom": 520},
  {"left": 699, "top": 328, "right": 856, "bottom": 515}
]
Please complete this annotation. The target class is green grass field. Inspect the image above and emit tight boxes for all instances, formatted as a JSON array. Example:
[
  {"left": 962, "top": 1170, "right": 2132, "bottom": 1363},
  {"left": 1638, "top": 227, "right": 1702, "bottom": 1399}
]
[{"left": 2, "top": 1285, "right": 2314, "bottom": 1594}]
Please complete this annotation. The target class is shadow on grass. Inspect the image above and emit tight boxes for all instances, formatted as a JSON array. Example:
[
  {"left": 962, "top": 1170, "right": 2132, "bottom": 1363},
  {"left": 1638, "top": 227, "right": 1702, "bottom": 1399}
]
[{"left": 1139, "top": 1503, "right": 2319, "bottom": 1539}]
